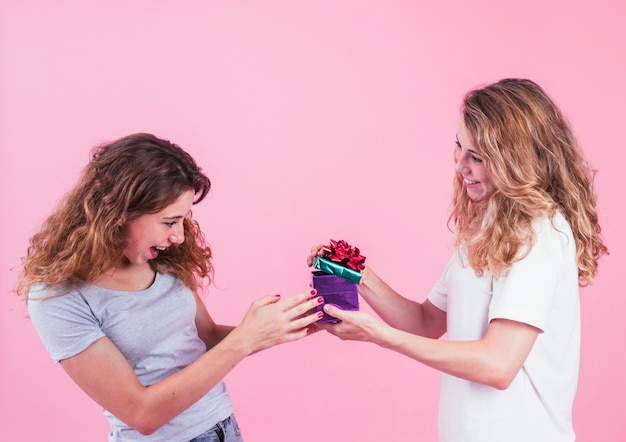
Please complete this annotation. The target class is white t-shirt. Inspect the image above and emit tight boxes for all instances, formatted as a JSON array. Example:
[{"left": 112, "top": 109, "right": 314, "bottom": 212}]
[{"left": 428, "top": 212, "right": 580, "bottom": 442}]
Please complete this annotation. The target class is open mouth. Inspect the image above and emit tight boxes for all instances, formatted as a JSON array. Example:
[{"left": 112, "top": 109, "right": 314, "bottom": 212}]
[{"left": 151, "top": 246, "right": 167, "bottom": 256}]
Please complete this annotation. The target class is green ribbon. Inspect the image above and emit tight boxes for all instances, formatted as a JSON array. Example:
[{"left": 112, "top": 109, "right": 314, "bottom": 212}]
[{"left": 314, "top": 257, "right": 362, "bottom": 284}]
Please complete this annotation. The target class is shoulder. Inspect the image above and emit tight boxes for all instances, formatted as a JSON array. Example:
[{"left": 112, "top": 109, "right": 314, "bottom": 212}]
[
  {"left": 531, "top": 212, "right": 575, "bottom": 252},
  {"left": 27, "top": 282, "right": 92, "bottom": 317},
  {"left": 510, "top": 211, "right": 576, "bottom": 276},
  {"left": 28, "top": 281, "right": 83, "bottom": 302}
]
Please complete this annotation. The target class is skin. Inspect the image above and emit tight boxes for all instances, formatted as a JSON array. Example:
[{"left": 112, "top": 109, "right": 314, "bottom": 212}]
[
  {"left": 61, "top": 190, "right": 323, "bottom": 435},
  {"left": 94, "top": 190, "right": 194, "bottom": 292},
  {"left": 306, "top": 123, "right": 540, "bottom": 389},
  {"left": 455, "top": 120, "right": 497, "bottom": 202}
]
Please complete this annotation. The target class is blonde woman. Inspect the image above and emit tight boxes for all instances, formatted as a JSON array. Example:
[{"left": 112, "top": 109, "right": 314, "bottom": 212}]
[
  {"left": 308, "top": 79, "right": 608, "bottom": 441},
  {"left": 19, "top": 133, "right": 323, "bottom": 441}
]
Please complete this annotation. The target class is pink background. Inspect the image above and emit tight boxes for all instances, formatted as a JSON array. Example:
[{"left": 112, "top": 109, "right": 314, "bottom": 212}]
[{"left": 1, "top": 1, "right": 624, "bottom": 441}]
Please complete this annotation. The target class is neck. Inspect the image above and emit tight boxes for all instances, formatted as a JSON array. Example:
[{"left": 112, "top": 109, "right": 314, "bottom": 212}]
[{"left": 92, "top": 263, "right": 156, "bottom": 292}]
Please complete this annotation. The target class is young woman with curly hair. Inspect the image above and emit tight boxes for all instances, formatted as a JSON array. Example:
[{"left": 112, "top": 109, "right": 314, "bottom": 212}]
[
  {"left": 308, "top": 79, "right": 608, "bottom": 442},
  {"left": 19, "top": 133, "right": 323, "bottom": 442}
]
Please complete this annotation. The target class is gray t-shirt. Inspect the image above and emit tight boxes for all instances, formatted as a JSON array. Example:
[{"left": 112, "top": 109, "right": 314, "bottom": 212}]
[{"left": 28, "top": 272, "right": 234, "bottom": 441}]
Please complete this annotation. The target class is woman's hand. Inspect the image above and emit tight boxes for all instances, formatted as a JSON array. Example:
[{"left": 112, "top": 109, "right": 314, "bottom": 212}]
[
  {"left": 306, "top": 242, "right": 325, "bottom": 267},
  {"left": 231, "top": 290, "right": 324, "bottom": 355},
  {"left": 317, "top": 304, "right": 384, "bottom": 344}
]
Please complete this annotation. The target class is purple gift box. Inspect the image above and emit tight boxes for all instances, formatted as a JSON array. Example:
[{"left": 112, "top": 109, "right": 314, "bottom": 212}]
[{"left": 312, "top": 270, "right": 359, "bottom": 323}]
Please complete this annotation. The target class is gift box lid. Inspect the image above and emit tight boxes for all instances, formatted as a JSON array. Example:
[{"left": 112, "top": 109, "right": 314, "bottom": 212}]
[{"left": 313, "top": 257, "right": 362, "bottom": 284}]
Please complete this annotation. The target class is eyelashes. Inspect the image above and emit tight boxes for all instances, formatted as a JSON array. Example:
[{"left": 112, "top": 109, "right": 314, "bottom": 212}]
[{"left": 455, "top": 140, "right": 484, "bottom": 163}]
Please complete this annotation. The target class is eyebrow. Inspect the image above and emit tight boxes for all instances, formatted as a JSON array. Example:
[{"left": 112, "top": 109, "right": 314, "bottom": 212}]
[
  {"left": 455, "top": 135, "right": 483, "bottom": 156},
  {"left": 160, "top": 212, "right": 190, "bottom": 221}
]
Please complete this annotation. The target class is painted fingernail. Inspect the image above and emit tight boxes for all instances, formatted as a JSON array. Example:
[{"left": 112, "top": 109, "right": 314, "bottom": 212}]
[
  {"left": 310, "top": 289, "right": 317, "bottom": 296},
  {"left": 316, "top": 296, "right": 324, "bottom": 304},
  {"left": 317, "top": 311, "right": 324, "bottom": 319},
  {"left": 275, "top": 294, "right": 281, "bottom": 298}
]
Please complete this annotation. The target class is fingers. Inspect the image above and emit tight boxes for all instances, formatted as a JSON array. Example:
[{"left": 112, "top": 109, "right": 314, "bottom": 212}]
[
  {"left": 306, "top": 242, "right": 325, "bottom": 267},
  {"left": 292, "top": 310, "right": 324, "bottom": 333},
  {"left": 252, "top": 293, "right": 282, "bottom": 308},
  {"left": 276, "top": 291, "right": 326, "bottom": 337},
  {"left": 284, "top": 294, "right": 325, "bottom": 324},
  {"left": 305, "top": 322, "right": 324, "bottom": 336},
  {"left": 242, "top": 289, "right": 328, "bottom": 351},
  {"left": 255, "top": 289, "right": 324, "bottom": 326},
  {"left": 253, "top": 289, "right": 316, "bottom": 313},
  {"left": 279, "top": 289, "right": 319, "bottom": 312},
  {"left": 268, "top": 310, "right": 323, "bottom": 346},
  {"left": 310, "top": 242, "right": 323, "bottom": 254},
  {"left": 322, "top": 303, "right": 346, "bottom": 321}
]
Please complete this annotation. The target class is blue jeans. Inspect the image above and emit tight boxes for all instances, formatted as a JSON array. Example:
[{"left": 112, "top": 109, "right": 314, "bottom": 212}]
[{"left": 189, "top": 414, "right": 243, "bottom": 442}]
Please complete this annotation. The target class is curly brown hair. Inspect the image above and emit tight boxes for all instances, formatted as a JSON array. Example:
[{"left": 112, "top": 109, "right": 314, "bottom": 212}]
[
  {"left": 451, "top": 79, "right": 608, "bottom": 286},
  {"left": 18, "top": 133, "right": 213, "bottom": 297}
]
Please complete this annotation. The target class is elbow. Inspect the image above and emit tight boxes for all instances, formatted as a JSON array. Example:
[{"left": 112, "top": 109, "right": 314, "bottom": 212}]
[
  {"left": 136, "top": 428, "right": 154, "bottom": 436},
  {"left": 489, "top": 374, "right": 514, "bottom": 391},
  {"left": 484, "top": 364, "right": 519, "bottom": 390},
  {"left": 129, "top": 418, "right": 158, "bottom": 436},
  {"left": 133, "top": 421, "right": 161, "bottom": 436},
  {"left": 125, "top": 409, "right": 163, "bottom": 436},
  {"left": 109, "top": 389, "right": 169, "bottom": 435}
]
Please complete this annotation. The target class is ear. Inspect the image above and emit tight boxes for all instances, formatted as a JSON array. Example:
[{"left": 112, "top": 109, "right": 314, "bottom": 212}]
[{"left": 116, "top": 214, "right": 127, "bottom": 227}]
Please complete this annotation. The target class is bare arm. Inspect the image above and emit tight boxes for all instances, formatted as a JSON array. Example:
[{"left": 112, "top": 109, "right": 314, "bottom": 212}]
[
  {"left": 60, "top": 291, "right": 321, "bottom": 435},
  {"left": 308, "top": 243, "right": 538, "bottom": 389},
  {"left": 321, "top": 305, "right": 539, "bottom": 390},
  {"left": 357, "top": 266, "right": 447, "bottom": 338},
  {"left": 194, "top": 292, "right": 234, "bottom": 350}
]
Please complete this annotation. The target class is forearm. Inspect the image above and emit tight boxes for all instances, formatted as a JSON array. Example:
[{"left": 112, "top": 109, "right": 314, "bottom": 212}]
[
  {"left": 376, "top": 327, "right": 502, "bottom": 387},
  {"left": 204, "top": 324, "right": 235, "bottom": 349},
  {"left": 359, "top": 267, "right": 443, "bottom": 338},
  {"left": 61, "top": 334, "right": 249, "bottom": 436},
  {"left": 321, "top": 307, "right": 503, "bottom": 388},
  {"left": 373, "top": 319, "right": 537, "bottom": 390},
  {"left": 133, "top": 329, "right": 249, "bottom": 433},
  {"left": 139, "top": 292, "right": 320, "bottom": 431}
]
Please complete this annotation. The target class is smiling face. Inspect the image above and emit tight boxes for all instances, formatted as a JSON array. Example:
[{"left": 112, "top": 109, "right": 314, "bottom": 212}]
[
  {"left": 455, "top": 120, "right": 497, "bottom": 202},
  {"left": 121, "top": 189, "right": 195, "bottom": 268}
]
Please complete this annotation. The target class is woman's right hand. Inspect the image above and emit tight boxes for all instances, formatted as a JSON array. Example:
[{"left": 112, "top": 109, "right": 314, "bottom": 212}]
[
  {"left": 306, "top": 242, "right": 325, "bottom": 267},
  {"left": 231, "top": 290, "right": 324, "bottom": 355},
  {"left": 317, "top": 304, "right": 384, "bottom": 343}
]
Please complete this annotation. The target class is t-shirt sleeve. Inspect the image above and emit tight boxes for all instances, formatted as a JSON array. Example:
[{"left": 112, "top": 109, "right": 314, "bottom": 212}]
[
  {"left": 427, "top": 254, "right": 457, "bottom": 312},
  {"left": 28, "top": 285, "right": 105, "bottom": 363},
  {"left": 489, "top": 216, "right": 570, "bottom": 332}
]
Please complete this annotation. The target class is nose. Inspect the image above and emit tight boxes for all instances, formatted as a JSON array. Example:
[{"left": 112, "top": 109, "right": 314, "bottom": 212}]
[
  {"left": 455, "top": 152, "right": 469, "bottom": 174},
  {"left": 169, "top": 224, "right": 185, "bottom": 245}
]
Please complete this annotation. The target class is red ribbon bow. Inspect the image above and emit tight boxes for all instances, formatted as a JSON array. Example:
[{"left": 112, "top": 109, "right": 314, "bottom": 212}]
[{"left": 322, "top": 239, "right": 366, "bottom": 271}]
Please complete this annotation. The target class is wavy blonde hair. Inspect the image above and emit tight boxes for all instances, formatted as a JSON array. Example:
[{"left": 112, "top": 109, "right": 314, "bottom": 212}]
[
  {"left": 451, "top": 79, "right": 608, "bottom": 286},
  {"left": 18, "top": 133, "right": 213, "bottom": 298}
]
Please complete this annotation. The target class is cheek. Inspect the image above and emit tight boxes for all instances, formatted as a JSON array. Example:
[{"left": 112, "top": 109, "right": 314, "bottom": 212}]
[
  {"left": 478, "top": 166, "right": 496, "bottom": 191},
  {"left": 483, "top": 174, "right": 498, "bottom": 196},
  {"left": 125, "top": 226, "right": 149, "bottom": 247}
]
